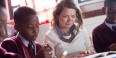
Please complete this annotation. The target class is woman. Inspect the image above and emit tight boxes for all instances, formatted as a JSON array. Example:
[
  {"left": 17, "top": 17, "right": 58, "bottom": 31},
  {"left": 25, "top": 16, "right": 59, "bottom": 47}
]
[{"left": 44, "top": 0, "right": 95, "bottom": 58}]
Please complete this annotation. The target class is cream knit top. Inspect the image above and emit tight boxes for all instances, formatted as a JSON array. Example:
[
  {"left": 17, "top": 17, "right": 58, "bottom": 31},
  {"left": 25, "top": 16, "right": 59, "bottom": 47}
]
[{"left": 44, "top": 26, "right": 94, "bottom": 58}]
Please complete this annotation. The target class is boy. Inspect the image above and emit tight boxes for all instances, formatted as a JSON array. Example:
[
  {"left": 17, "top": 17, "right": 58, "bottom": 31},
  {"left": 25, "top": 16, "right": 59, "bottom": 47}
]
[
  {"left": 0, "top": 0, "right": 7, "bottom": 42},
  {"left": 0, "top": 6, "right": 54, "bottom": 58},
  {"left": 0, "top": 0, "right": 23, "bottom": 58},
  {"left": 92, "top": 0, "right": 116, "bottom": 53}
]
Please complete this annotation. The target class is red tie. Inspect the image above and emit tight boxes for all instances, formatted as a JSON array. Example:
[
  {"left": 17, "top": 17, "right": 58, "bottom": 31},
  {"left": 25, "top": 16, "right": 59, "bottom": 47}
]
[{"left": 112, "top": 26, "right": 116, "bottom": 32}]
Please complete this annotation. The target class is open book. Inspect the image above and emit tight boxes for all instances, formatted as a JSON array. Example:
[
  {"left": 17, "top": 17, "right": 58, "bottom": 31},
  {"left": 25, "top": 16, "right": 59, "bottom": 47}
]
[{"left": 85, "top": 51, "right": 116, "bottom": 58}]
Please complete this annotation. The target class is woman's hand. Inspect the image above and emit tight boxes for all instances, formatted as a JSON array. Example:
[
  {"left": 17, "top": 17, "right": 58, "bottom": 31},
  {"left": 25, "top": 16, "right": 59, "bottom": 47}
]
[
  {"left": 35, "top": 44, "right": 55, "bottom": 58},
  {"left": 69, "top": 50, "right": 96, "bottom": 58},
  {"left": 80, "top": 50, "right": 96, "bottom": 56}
]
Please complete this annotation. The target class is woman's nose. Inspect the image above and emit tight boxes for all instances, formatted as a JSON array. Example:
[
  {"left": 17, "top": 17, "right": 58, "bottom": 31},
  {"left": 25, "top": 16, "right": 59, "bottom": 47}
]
[{"left": 67, "top": 17, "right": 71, "bottom": 22}]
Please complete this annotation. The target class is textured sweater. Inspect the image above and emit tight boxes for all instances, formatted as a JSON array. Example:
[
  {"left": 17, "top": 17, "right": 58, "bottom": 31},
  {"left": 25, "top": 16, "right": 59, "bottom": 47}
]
[{"left": 44, "top": 26, "right": 94, "bottom": 58}]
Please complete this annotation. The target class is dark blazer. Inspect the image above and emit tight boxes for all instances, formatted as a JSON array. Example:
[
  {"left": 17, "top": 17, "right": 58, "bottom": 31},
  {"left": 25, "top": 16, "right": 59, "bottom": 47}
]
[
  {"left": 92, "top": 21, "right": 116, "bottom": 53},
  {"left": 0, "top": 47, "right": 23, "bottom": 58},
  {"left": 0, "top": 36, "right": 41, "bottom": 58}
]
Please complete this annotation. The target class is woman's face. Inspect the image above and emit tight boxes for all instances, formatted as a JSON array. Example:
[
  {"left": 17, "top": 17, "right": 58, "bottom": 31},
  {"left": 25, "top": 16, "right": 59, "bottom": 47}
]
[{"left": 58, "top": 7, "right": 76, "bottom": 29}]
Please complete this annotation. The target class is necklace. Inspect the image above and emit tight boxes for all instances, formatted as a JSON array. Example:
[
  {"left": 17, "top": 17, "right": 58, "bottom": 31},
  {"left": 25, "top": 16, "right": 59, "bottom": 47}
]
[{"left": 59, "top": 32, "right": 75, "bottom": 43}]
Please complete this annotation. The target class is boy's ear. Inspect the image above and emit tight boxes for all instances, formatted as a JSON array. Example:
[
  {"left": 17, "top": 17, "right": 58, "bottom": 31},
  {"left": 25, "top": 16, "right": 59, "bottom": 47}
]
[
  {"left": 14, "top": 25, "right": 19, "bottom": 31},
  {"left": 102, "top": 7, "right": 105, "bottom": 14}
]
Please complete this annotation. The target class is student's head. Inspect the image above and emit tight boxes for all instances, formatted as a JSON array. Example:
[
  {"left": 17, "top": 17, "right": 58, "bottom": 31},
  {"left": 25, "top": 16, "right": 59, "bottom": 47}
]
[
  {"left": 14, "top": 6, "right": 39, "bottom": 41},
  {"left": 0, "top": 1, "right": 7, "bottom": 41},
  {"left": 102, "top": 0, "right": 116, "bottom": 24},
  {"left": 51, "top": 0, "right": 83, "bottom": 30}
]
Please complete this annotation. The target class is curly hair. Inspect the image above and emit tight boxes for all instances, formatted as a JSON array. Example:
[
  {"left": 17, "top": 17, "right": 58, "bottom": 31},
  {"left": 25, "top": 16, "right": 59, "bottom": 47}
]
[{"left": 51, "top": 0, "right": 83, "bottom": 31}]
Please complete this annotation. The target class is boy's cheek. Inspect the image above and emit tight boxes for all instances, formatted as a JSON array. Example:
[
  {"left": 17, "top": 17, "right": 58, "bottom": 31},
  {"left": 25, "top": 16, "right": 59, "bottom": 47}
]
[{"left": 113, "top": 19, "right": 116, "bottom": 23}]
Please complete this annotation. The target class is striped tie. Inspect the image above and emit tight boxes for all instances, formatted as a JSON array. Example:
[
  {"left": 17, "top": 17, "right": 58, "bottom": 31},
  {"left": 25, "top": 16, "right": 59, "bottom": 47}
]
[
  {"left": 28, "top": 42, "right": 35, "bottom": 56},
  {"left": 112, "top": 26, "right": 116, "bottom": 32}
]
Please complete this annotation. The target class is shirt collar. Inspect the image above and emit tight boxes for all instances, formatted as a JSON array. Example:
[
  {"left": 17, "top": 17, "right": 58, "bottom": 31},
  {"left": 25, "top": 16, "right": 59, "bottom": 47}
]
[
  {"left": 56, "top": 24, "right": 76, "bottom": 37},
  {"left": 18, "top": 34, "right": 29, "bottom": 47},
  {"left": 105, "top": 20, "right": 116, "bottom": 31}
]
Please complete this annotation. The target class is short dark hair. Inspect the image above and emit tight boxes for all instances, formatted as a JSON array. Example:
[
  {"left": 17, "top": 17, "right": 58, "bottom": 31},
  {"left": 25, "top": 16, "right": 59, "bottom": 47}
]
[
  {"left": 14, "top": 6, "right": 37, "bottom": 25},
  {"left": 104, "top": 0, "right": 116, "bottom": 7},
  {"left": 0, "top": 0, "right": 5, "bottom": 8}
]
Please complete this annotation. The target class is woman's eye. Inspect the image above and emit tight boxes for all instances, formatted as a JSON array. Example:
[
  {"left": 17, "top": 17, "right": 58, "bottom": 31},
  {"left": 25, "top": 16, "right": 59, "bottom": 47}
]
[
  {"left": 72, "top": 15, "right": 75, "bottom": 18},
  {"left": 63, "top": 16, "right": 68, "bottom": 18}
]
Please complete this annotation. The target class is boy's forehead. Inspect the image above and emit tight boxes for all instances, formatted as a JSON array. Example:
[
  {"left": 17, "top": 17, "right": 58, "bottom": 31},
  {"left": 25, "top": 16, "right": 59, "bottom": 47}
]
[
  {"left": 25, "top": 15, "right": 38, "bottom": 20},
  {"left": 16, "top": 15, "right": 39, "bottom": 25},
  {"left": 105, "top": 1, "right": 116, "bottom": 6},
  {"left": 106, "top": 2, "right": 116, "bottom": 9},
  {"left": 22, "top": 15, "right": 39, "bottom": 23}
]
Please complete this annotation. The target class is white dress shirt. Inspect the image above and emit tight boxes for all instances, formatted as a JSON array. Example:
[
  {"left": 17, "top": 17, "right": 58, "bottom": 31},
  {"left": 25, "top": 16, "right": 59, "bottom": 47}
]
[
  {"left": 18, "top": 34, "right": 34, "bottom": 48},
  {"left": 105, "top": 21, "right": 116, "bottom": 31}
]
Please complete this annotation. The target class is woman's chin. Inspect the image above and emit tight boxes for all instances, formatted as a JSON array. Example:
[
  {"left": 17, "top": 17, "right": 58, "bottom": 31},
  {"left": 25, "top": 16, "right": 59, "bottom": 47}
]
[{"left": 65, "top": 26, "right": 72, "bottom": 29}]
